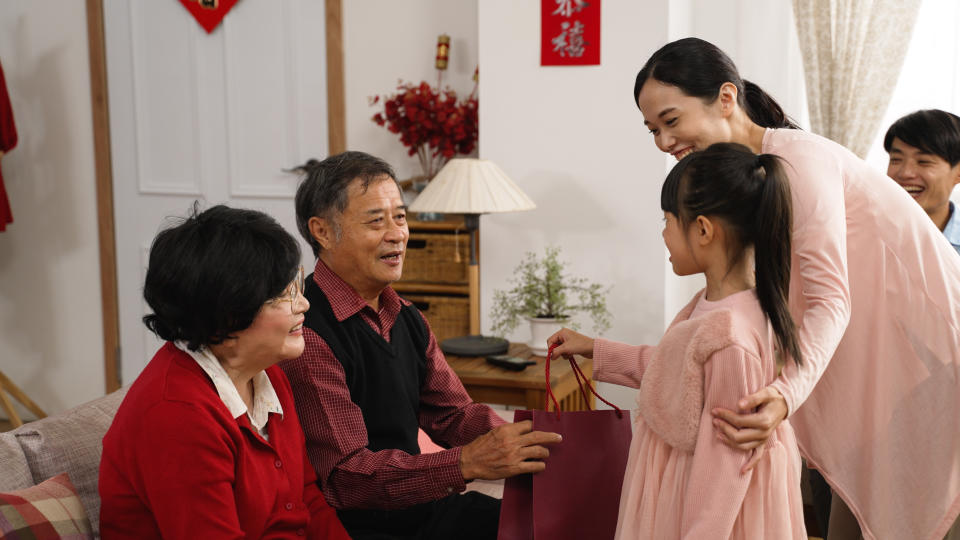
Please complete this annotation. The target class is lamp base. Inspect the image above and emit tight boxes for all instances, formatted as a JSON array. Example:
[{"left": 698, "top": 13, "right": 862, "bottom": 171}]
[
  {"left": 416, "top": 212, "right": 445, "bottom": 222},
  {"left": 440, "top": 335, "right": 509, "bottom": 357}
]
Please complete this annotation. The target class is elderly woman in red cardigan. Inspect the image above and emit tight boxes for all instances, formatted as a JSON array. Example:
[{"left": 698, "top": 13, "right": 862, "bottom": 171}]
[{"left": 99, "top": 204, "right": 350, "bottom": 539}]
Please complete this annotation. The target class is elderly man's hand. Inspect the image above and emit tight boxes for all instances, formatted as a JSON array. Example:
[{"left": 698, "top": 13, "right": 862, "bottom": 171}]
[{"left": 460, "top": 420, "right": 562, "bottom": 481}]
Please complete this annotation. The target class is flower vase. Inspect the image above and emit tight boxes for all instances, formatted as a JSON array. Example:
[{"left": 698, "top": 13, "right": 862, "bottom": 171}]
[
  {"left": 411, "top": 175, "right": 430, "bottom": 193},
  {"left": 528, "top": 317, "right": 568, "bottom": 356},
  {"left": 411, "top": 175, "right": 444, "bottom": 221}
]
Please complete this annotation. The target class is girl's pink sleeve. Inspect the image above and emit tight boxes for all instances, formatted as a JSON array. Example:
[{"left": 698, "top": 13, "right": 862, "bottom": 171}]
[
  {"left": 769, "top": 143, "right": 852, "bottom": 414},
  {"left": 681, "top": 346, "right": 764, "bottom": 538},
  {"left": 592, "top": 338, "right": 656, "bottom": 389}
]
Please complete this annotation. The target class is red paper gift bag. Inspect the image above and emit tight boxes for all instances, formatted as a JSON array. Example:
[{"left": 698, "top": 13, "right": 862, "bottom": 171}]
[{"left": 498, "top": 346, "right": 632, "bottom": 540}]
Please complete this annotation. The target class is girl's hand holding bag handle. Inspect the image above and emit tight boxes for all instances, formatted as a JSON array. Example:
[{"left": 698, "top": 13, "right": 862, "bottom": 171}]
[{"left": 497, "top": 344, "right": 633, "bottom": 540}]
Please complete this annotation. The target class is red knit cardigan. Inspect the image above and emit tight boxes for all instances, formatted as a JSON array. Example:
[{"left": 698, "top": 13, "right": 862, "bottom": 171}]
[{"left": 99, "top": 342, "right": 350, "bottom": 539}]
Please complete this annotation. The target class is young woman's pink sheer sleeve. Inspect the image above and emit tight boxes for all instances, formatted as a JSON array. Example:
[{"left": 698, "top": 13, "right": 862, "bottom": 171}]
[{"left": 766, "top": 139, "right": 852, "bottom": 415}]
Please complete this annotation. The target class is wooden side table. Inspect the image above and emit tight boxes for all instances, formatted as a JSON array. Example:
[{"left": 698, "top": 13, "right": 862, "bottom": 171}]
[{"left": 444, "top": 343, "right": 595, "bottom": 412}]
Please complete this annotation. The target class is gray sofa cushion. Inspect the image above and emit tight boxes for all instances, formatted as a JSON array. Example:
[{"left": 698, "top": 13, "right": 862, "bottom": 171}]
[
  {"left": 0, "top": 432, "right": 32, "bottom": 491},
  {"left": 14, "top": 387, "right": 128, "bottom": 536}
]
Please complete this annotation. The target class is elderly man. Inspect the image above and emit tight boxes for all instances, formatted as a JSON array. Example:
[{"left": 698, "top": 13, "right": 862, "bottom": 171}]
[
  {"left": 280, "top": 151, "right": 560, "bottom": 540},
  {"left": 885, "top": 109, "right": 960, "bottom": 255}
]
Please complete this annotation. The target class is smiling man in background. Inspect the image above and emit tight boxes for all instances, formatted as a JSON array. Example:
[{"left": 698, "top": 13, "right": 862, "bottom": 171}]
[{"left": 884, "top": 109, "right": 960, "bottom": 255}]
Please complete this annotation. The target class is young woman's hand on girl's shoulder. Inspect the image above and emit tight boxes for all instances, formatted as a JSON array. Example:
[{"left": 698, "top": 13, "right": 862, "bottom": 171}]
[
  {"left": 546, "top": 328, "right": 595, "bottom": 360},
  {"left": 710, "top": 386, "right": 788, "bottom": 472}
]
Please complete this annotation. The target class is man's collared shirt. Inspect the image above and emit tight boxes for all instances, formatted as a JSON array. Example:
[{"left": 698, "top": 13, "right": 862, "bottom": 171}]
[
  {"left": 281, "top": 258, "right": 504, "bottom": 510},
  {"left": 942, "top": 201, "right": 960, "bottom": 256}
]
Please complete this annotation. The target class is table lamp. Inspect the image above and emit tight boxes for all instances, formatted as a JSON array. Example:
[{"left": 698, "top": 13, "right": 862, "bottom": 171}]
[{"left": 408, "top": 158, "right": 536, "bottom": 356}]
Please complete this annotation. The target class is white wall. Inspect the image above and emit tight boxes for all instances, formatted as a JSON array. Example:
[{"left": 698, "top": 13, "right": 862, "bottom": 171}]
[
  {"left": 477, "top": 0, "right": 805, "bottom": 409},
  {"left": 688, "top": 0, "right": 807, "bottom": 129},
  {"left": 343, "top": 0, "right": 480, "bottom": 181},
  {"left": 863, "top": 0, "right": 960, "bottom": 205},
  {"left": 0, "top": 2, "right": 105, "bottom": 417},
  {"left": 478, "top": 0, "right": 671, "bottom": 409},
  {"left": 663, "top": 0, "right": 806, "bottom": 322}
]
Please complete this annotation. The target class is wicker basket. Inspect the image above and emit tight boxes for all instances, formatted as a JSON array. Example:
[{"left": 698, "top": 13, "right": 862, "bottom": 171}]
[
  {"left": 403, "top": 232, "right": 469, "bottom": 284},
  {"left": 401, "top": 294, "right": 470, "bottom": 344}
]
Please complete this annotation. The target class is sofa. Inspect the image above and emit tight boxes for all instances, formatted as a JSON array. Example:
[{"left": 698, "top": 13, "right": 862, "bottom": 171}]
[
  {"left": 0, "top": 387, "right": 505, "bottom": 538},
  {"left": 0, "top": 387, "right": 128, "bottom": 538}
]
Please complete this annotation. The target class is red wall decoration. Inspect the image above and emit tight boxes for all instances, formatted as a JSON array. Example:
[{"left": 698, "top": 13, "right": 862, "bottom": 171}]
[
  {"left": 179, "top": 0, "right": 240, "bottom": 34},
  {"left": 541, "top": 0, "right": 601, "bottom": 66}
]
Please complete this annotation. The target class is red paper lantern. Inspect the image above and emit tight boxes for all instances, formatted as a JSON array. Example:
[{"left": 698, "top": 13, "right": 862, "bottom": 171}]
[{"left": 436, "top": 35, "right": 451, "bottom": 71}]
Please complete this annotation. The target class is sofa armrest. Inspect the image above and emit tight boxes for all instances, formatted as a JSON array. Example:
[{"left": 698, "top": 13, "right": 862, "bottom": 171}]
[
  {"left": 12, "top": 386, "right": 129, "bottom": 537},
  {"left": 0, "top": 432, "right": 32, "bottom": 491}
]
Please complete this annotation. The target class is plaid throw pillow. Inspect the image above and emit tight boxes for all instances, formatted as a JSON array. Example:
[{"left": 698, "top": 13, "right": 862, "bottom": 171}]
[{"left": 0, "top": 473, "right": 92, "bottom": 539}]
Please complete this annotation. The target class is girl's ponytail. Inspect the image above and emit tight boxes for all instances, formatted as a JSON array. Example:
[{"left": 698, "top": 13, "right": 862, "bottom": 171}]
[
  {"left": 752, "top": 154, "right": 803, "bottom": 365},
  {"left": 661, "top": 144, "right": 802, "bottom": 366}
]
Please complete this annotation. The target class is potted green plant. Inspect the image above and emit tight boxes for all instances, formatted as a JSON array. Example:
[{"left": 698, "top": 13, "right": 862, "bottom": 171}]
[{"left": 490, "top": 245, "right": 612, "bottom": 355}]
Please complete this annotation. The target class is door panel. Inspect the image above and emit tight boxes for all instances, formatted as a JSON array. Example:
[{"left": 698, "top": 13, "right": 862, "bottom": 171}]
[{"left": 104, "top": 0, "right": 327, "bottom": 383}]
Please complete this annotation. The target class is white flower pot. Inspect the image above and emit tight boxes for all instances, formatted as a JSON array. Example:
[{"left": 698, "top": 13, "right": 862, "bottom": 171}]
[{"left": 528, "top": 317, "right": 568, "bottom": 356}]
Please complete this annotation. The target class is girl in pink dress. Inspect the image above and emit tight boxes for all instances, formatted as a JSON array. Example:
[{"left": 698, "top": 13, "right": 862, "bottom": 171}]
[{"left": 550, "top": 143, "right": 807, "bottom": 539}]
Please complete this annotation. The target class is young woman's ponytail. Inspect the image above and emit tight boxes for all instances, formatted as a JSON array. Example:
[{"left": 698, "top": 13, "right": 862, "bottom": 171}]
[
  {"left": 752, "top": 154, "right": 803, "bottom": 365},
  {"left": 635, "top": 38, "right": 799, "bottom": 130},
  {"left": 742, "top": 80, "right": 799, "bottom": 130},
  {"left": 661, "top": 143, "right": 802, "bottom": 366}
]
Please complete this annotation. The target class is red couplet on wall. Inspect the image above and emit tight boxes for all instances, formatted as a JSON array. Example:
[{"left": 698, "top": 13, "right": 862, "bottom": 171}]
[
  {"left": 540, "top": 0, "right": 601, "bottom": 66},
  {"left": 178, "top": 0, "right": 240, "bottom": 34}
]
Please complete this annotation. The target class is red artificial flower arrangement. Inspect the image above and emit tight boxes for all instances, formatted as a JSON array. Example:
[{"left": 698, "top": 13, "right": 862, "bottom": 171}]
[{"left": 371, "top": 79, "right": 478, "bottom": 180}]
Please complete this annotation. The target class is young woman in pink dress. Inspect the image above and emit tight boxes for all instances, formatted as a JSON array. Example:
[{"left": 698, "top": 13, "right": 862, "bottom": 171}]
[
  {"left": 551, "top": 143, "right": 807, "bottom": 538},
  {"left": 624, "top": 38, "right": 960, "bottom": 540}
]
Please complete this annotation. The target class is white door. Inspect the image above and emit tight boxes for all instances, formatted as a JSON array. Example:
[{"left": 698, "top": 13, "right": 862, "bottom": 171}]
[{"left": 104, "top": 0, "right": 328, "bottom": 383}]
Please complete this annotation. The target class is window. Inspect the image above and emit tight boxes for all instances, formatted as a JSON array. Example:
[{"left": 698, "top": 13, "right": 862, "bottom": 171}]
[{"left": 864, "top": 0, "right": 960, "bottom": 190}]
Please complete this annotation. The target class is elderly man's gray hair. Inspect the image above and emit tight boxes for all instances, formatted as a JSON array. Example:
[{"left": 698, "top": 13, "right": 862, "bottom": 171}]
[{"left": 292, "top": 151, "right": 399, "bottom": 257}]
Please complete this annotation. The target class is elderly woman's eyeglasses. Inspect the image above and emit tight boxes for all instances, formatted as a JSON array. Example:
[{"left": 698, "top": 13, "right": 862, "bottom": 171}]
[{"left": 270, "top": 266, "right": 305, "bottom": 313}]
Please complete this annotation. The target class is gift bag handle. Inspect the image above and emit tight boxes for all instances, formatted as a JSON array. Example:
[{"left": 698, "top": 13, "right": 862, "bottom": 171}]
[{"left": 545, "top": 343, "right": 624, "bottom": 418}]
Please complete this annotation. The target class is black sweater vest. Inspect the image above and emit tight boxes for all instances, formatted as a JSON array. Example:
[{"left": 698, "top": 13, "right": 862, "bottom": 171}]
[{"left": 303, "top": 276, "right": 429, "bottom": 455}]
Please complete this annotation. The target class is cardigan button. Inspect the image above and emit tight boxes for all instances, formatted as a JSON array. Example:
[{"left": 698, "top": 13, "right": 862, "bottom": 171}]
[
  {"left": 275, "top": 460, "right": 282, "bottom": 468},
  {"left": 296, "top": 528, "right": 305, "bottom": 536},
  {"left": 285, "top": 502, "right": 293, "bottom": 510}
]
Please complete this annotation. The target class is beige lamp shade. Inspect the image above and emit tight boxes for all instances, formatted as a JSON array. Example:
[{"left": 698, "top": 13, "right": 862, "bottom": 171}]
[{"left": 408, "top": 158, "right": 536, "bottom": 214}]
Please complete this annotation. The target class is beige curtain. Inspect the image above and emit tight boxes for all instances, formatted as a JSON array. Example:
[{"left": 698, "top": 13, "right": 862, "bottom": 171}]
[{"left": 792, "top": 0, "right": 922, "bottom": 158}]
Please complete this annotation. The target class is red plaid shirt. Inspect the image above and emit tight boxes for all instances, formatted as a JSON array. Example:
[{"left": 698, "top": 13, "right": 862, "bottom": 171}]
[{"left": 281, "top": 259, "right": 504, "bottom": 510}]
